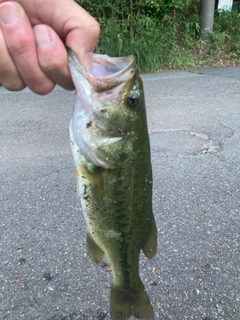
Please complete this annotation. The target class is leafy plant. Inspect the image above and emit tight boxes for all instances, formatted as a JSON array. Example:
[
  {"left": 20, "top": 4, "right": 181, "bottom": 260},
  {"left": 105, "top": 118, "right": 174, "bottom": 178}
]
[{"left": 74, "top": 0, "right": 240, "bottom": 70}]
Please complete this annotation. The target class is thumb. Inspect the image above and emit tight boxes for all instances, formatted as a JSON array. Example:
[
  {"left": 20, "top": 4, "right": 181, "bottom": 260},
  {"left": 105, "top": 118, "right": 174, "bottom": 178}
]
[
  {"left": 65, "top": 15, "right": 100, "bottom": 71},
  {"left": 50, "top": 1, "right": 100, "bottom": 70}
]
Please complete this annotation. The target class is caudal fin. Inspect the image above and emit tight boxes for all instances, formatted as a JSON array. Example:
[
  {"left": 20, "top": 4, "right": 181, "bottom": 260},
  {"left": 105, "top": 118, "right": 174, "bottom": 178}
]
[{"left": 110, "top": 284, "right": 154, "bottom": 320}]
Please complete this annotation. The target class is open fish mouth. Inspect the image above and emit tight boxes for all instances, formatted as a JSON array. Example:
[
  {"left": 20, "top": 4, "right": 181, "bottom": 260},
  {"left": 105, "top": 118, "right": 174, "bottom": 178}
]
[{"left": 68, "top": 50, "right": 135, "bottom": 91}]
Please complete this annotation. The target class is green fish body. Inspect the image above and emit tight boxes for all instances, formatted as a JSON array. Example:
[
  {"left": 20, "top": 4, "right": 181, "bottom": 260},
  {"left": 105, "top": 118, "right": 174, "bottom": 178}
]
[{"left": 68, "top": 50, "right": 157, "bottom": 320}]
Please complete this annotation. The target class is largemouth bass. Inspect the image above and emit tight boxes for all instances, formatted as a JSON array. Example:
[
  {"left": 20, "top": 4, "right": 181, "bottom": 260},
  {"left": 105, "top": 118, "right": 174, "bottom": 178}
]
[{"left": 68, "top": 50, "right": 157, "bottom": 320}]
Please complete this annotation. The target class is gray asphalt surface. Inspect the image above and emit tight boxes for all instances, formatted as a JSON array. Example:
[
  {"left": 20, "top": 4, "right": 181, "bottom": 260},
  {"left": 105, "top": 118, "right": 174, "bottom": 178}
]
[{"left": 1, "top": 66, "right": 240, "bottom": 320}]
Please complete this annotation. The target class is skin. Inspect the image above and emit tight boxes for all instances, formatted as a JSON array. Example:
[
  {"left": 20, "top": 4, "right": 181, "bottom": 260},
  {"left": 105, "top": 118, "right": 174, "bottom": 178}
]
[{"left": 0, "top": 0, "right": 100, "bottom": 94}]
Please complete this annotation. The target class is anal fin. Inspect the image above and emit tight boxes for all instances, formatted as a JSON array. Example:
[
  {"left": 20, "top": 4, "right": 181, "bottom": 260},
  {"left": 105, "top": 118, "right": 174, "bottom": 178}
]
[
  {"left": 142, "top": 212, "right": 157, "bottom": 259},
  {"left": 86, "top": 230, "right": 104, "bottom": 264}
]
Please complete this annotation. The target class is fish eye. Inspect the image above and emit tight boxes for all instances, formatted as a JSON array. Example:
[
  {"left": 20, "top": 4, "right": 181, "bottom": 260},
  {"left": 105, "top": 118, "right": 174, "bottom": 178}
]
[{"left": 126, "top": 91, "right": 140, "bottom": 110}]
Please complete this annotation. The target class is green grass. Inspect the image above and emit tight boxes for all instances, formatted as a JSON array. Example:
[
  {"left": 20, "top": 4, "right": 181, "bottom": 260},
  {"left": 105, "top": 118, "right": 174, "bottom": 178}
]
[
  {"left": 96, "top": 18, "right": 196, "bottom": 71},
  {"left": 95, "top": 11, "right": 240, "bottom": 72}
]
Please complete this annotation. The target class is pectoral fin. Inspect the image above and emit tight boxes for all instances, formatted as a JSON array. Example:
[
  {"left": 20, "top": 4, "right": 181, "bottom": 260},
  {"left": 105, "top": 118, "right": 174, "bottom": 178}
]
[
  {"left": 142, "top": 213, "right": 157, "bottom": 259},
  {"left": 86, "top": 230, "right": 105, "bottom": 264}
]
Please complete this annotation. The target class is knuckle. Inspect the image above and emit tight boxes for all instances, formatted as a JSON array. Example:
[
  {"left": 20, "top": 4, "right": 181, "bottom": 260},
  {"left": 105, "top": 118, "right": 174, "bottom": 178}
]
[
  {"left": 31, "top": 82, "right": 55, "bottom": 95},
  {"left": 93, "top": 24, "right": 100, "bottom": 39},
  {"left": 88, "top": 18, "right": 100, "bottom": 38},
  {"left": 11, "top": 37, "right": 32, "bottom": 56},
  {"left": 3, "top": 80, "right": 26, "bottom": 92},
  {"left": 41, "top": 59, "right": 64, "bottom": 73}
]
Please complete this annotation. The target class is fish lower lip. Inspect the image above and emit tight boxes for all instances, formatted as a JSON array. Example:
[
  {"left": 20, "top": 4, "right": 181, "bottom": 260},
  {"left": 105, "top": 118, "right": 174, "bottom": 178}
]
[{"left": 95, "top": 136, "right": 122, "bottom": 147}]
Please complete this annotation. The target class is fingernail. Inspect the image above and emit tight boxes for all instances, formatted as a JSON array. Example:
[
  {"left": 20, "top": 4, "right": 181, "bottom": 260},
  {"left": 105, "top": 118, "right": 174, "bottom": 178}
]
[
  {"left": 82, "top": 52, "right": 93, "bottom": 72},
  {"left": 35, "top": 25, "right": 51, "bottom": 47},
  {"left": 0, "top": 3, "right": 20, "bottom": 25}
]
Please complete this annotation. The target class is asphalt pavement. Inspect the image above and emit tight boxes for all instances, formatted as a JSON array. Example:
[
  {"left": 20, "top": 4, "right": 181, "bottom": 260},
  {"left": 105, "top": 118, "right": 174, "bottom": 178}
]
[{"left": 1, "top": 66, "right": 240, "bottom": 320}]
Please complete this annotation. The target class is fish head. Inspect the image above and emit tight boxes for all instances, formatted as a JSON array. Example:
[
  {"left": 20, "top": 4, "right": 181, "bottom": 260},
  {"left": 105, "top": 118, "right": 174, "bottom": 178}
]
[{"left": 69, "top": 50, "right": 147, "bottom": 169}]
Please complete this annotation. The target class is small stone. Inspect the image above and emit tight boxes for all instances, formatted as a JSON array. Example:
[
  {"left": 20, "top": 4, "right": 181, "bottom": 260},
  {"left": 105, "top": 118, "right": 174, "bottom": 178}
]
[
  {"left": 43, "top": 272, "right": 53, "bottom": 281},
  {"left": 19, "top": 258, "right": 26, "bottom": 264},
  {"left": 190, "top": 288, "right": 199, "bottom": 298},
  {"left": 216, "top": 303, "right": 224, "bottom": 314},
  {"left": 48, "top": 286, "right": 54, "bottom": 291},
  {"left": 210, "top": 264, "right": 220, "bottom": 271}
]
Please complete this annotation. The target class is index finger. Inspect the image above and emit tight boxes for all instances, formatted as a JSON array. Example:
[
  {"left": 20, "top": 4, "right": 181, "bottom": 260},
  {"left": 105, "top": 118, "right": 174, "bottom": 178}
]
[{"left": 46, "top": 1, "right": 100, "bottom": 70}]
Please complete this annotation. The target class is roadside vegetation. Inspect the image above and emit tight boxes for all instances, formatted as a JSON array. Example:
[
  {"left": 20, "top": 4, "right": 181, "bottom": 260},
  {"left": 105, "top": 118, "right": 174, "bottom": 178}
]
[{"left": 75, "top": 0, "right": 240, "bottom": 72}]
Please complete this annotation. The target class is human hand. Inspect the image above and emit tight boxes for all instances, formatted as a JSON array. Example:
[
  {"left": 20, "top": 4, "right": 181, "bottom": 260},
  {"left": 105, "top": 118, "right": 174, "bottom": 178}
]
[{"left": 0, "top": 0, "right": 100, "bottom": 94}]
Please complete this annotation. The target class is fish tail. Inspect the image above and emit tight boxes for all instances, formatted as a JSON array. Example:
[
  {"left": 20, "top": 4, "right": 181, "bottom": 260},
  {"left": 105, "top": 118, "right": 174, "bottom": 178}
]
[{"left": 110, "top": 283, "right": 154, "bottom": 320}]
